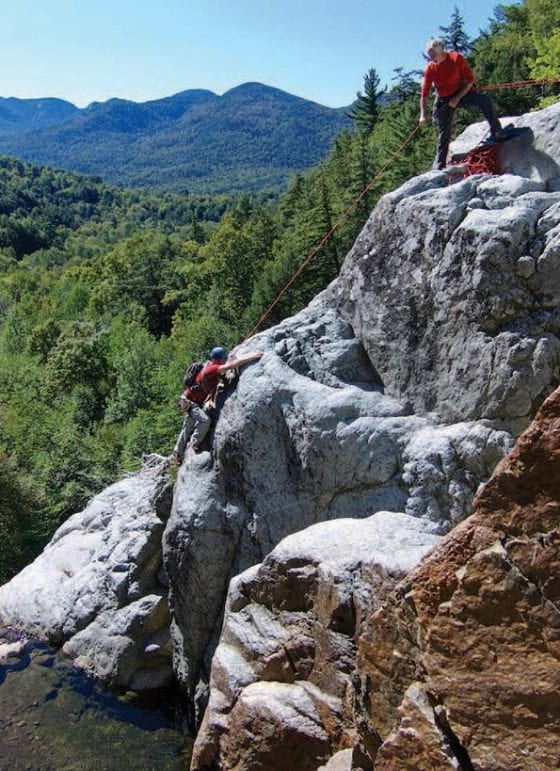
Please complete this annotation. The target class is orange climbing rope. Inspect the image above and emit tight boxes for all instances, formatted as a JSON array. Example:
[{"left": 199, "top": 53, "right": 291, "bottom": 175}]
[
  {"left": 449, "top": 143, "right": 502, "bottom": 178},
  {"left": 480, "top": 76, "right": 560, "bottom": 92},
  {"left": 243, "top": 123, "right": 422, "bottom": 340},
  {"left": 241, "top": 76, "right": 559, "bottom": 340}
]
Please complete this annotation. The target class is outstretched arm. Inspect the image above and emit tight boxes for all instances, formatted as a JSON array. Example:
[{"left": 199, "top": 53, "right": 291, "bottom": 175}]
[{"left": 218, "top": 351, "right": 263, "bottom": 374}]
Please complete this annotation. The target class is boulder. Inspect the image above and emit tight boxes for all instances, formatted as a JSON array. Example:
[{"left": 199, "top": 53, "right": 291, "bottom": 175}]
[
  {"left": 191, "top": 511, "right": 441, "bottom": 770},
  {"left": 62, "top": 594, "right": 173, "bottom": 690},
  {"left": 166, "top": 104, "right": 560, "bottom": 709},
  {"left": 0, "top": 639, "right": 26, "bottom": 663},
  {"left": 358, "top": 386, "right": 560, "bottom": 769},
  {"left": 329, "top": 107, "right": 560, "bottom": 428},
  {"left": 0, "top": 455, "right": 173, "bottom": 690}
]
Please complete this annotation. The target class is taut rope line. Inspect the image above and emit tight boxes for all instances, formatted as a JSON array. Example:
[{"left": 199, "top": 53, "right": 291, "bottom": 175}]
[{"left": 243, "top": 124, "right": 422, "bottom": 340}]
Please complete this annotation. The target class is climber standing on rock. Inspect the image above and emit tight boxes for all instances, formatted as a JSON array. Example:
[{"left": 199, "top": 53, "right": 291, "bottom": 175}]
[
  {"left": 419, "top": 38, "right": 503, "bottom": 170},
  {"left": 173, "top": 346, "right": 263, "bottom": 464}
]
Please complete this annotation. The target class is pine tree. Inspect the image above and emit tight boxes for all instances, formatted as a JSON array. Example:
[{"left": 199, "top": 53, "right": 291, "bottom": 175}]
[
  {"left": 390, "top": 68, "right": 422, "bottom": 103},
  {"left": 347, "top": 69, "right": 386, "bottom": 134},
  {"left": 439, "top": 6, "right": 471, "bottom": 54}
]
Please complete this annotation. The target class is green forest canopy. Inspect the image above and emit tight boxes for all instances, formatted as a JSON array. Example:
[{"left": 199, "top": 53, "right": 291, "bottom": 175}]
[{"left": 0, "top": 0, "right": 558, "bottom": 583}]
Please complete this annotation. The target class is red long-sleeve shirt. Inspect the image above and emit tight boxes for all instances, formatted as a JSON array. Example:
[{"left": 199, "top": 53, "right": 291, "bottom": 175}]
[
  {"left": 185, "top": 361, "right": 222, "bottom": 404},
  {"left": 421, "top": 51, "right": 476, "bottom": 98}
]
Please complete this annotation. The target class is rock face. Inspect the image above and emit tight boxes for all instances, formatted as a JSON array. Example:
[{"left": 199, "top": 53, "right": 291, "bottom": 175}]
[
  {"left": 359, "top": 385, "right": 560, "bottom": 770},
  {"left": 191, "top": 512, "right": 441, "bottom": 770},
  {"left": 330, "top": 104, "right": 560, "bottom": 429},
  {"left": 192, "top": 386, "right": 560, "bottom": 770},
  {"left": 164, "top": 330, "right": 511, "bottom": 716},
  {"left": 165, "top": 103, "right": 560, "bottom": 712},
  {"left": 1, "top": 103, "right": 559, "bottom": 742},
  {"left": 0, "top": 455, "right": 174, "bottom": 690}
]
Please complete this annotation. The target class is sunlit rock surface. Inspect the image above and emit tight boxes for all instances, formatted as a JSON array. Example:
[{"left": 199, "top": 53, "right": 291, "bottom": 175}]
[
  {"left": 450, "top": 101, "right": 560, "bottom": 187},
  {"left": 165, "top": 103, "right": 560, "bottom": 712},
  {"left": 0, "top": 455, "right": 173, "bottom": 690},
  {"left": 191, "top": 512, "right": 441, "bottom": 770}
]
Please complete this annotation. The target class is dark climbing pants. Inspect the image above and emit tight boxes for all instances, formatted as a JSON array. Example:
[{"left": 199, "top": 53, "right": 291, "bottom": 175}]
[{"left": 432, "top": 90, "right": 501, "bottom": 169}]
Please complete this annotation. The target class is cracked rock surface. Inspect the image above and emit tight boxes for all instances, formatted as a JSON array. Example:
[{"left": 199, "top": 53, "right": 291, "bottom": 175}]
[
  {"left": 330, "top": 108, "right": 560, "bottom": 428},
  {"left": 0, "top": 455, "right": 174, "bottom": 690},
  {"left": 359, "top": 386, "right": 560, "bottom": 770},
  {"left": 165, "top": 104, "right": 560, "bottom": 710},
  {"left": 191, "top": 512, "right": 441, "bottom": 770}
]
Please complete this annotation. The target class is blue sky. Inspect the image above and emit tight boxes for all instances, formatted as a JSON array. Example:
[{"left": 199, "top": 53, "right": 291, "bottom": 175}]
[{"left": 1, "top": 0, "right": 507, "bottom": 108}]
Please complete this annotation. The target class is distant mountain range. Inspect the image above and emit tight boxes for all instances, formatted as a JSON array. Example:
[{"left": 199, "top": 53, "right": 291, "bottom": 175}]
[{"left": 0, "top": 84, "right": 352, "bottom": 194}]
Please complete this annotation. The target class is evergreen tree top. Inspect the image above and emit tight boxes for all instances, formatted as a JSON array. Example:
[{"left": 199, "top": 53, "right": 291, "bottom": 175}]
[{"left": 439, "top": 5, "right": 472, "bottom": 55}]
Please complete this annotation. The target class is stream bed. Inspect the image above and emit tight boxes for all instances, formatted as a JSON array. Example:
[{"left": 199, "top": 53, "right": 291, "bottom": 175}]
[{"left": 0, "top": 629, "right": 192, "bottom": 770}]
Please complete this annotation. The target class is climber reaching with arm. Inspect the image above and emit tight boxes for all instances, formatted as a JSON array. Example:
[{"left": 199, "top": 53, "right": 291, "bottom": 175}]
[
  {"left": 173, "top": 347, "right": 263, "bottom": 463},
  {"left": 202, "top": 348, "right": 263, "bottom": 409}
]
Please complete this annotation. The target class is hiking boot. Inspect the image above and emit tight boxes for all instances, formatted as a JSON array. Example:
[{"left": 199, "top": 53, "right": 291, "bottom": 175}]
[
  {"left": 488, "top": 122, "right": 507, "bottom": 143},
  {"left": 480, "top": 134, "right": 498, "bottom": 147}
]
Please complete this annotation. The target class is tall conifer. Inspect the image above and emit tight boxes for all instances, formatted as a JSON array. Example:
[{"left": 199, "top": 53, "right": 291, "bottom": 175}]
[
  {"left": 347, "top": 69, "right": 386, "bottom": 134},
  {"left": 439, "top": 6, "right": 471, "bottom": 54}
]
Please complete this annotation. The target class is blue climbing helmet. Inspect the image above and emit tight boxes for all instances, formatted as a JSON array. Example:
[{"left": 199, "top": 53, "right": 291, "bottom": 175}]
[{"left": 209, "top": 346, "right": 228, "bottom": 363}]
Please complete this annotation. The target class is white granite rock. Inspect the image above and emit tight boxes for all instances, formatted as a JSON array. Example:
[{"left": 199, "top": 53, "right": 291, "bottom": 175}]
[
  {"left": 164, "top": 305, "right": 513, "bottom": 714},
  {"left": 63, "top": 594, "right": 173, "bottom": 690},
  {"left": 0, "top": 455, "right": 173, "bottom": 689},
  {"left": 166, "top": 105, "right": 560, "bottom": 719},
  {"left": 331, "top": 105, "right": 560, "bottom": 428},
  {"left": 450, "top": 101, "right": 560, "bottom": 188}
]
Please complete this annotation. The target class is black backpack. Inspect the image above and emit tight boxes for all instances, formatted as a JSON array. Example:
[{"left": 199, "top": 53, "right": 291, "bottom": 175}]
[{"left": 183, "top": 361, "right": 205, "bottom": 390}]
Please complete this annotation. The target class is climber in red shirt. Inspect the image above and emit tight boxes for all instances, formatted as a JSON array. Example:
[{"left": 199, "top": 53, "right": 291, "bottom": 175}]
[
  {"left": 173, "top": 346, "right": 263, "bottom": 463},
  {"left": 419, "top": 39, "right": 502, "bottom": 170}
]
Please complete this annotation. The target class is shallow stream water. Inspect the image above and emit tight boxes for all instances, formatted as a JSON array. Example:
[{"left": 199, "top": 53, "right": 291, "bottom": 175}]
[{"left": 0, "top": 629, "right": 192, "bottom": 770}]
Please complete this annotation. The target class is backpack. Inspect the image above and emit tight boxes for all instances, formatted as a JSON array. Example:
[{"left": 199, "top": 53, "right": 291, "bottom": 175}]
[{"left": 182, "top": 361, "right": 205, "bottom": 390}]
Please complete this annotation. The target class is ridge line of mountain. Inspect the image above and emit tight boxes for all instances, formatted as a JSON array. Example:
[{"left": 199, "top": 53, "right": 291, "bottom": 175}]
[{"left": 0, "top": 82, "right": 353, "bottom": 195}]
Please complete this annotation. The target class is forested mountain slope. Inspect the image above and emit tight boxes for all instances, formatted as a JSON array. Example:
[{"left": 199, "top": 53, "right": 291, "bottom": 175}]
[
  {"left": 0, "top": 84, "right": 352, "bottom": 194},
  {"left": 0, "top": 97, "right": 78, "bottom": 133}
]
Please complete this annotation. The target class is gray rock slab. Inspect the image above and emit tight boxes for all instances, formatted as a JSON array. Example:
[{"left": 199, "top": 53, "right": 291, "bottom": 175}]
[
  {"left": 0, "top": 455, "right": 173, "bottom": 689},
  {"left": 330, "top": 108, "right": 560, "bottom": 428},
  {"left": 450, "top": 101, "right": 560, "bottom": 187},
  {"left": 164, "top": 316, "right": 511, "bottom": 709},
  {"left": 63, "top": 593, "right": 173, "bottom": 690},
  {"left": 167, "top": 105, "right": 560, "bottom": 718}
]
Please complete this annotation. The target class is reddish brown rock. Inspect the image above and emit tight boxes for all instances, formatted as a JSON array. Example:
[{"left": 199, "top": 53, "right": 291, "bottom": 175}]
[{"left": 358, "top": 387, "right": 560, "bottom": 770}]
